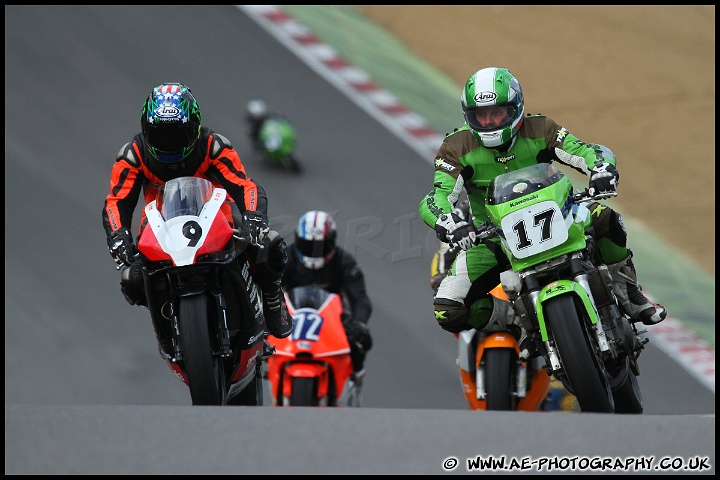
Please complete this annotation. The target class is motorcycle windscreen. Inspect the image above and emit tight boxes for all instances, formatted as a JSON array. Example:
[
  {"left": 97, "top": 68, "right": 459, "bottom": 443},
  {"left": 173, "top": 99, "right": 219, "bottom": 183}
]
[
  {"left": 141, "top": 178, "right": 231, "bottom": 266},
  {"left": 156, "top": 176, "right": 214, "bottom": 219}
]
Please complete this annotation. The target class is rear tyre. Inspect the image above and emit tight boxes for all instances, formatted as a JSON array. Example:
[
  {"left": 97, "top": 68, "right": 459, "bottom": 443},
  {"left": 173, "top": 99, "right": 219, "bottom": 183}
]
[
  {"left": 611, "top": 358, "right": 643, "bottom": 414},
  {"left": 178, "top": 295, "right": 224, "bottom": 405},
  {"left": 484, "top": 348, "right": 516, "bottom": 410}
]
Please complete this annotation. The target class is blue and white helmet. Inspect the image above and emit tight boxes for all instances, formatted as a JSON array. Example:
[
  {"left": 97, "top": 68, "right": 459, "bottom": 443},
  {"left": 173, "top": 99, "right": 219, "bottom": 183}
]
[{"left": 294, "top": 210, "right": 337, "bottom": 270}]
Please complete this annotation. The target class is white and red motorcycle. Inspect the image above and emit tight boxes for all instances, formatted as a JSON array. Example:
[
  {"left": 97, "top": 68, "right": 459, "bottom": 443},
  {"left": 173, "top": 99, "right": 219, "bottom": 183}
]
[{"left": 135, "top": 176, "right": 266, "bottom": 406}]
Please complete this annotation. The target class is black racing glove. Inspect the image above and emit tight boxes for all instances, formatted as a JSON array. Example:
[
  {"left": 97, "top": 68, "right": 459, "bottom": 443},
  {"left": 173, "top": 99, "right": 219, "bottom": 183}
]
[
  {"left": 345, "top": 321, "right": 373, "bottom": 353},
  {"left": 434, "top": 213, "right": 476, "bottom": 251},
  {"left": 107, "top": 228, "right": 137, "bottom": 267},
  {"left": 589, "top": 162, "right": 619, "bottom": 195},
  {"left": 242, "top": 212, "right": 270, "bottom": 245}
]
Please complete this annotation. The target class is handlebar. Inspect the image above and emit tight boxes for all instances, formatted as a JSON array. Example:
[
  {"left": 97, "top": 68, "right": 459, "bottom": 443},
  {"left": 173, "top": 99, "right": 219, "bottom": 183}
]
[
  {"left": 441, "top": 221, "right": 498, "bottom": 252},
  {"left": 232, "top": 228, "right": 262, "bottom": 254},
  {"left": 463, "top": 189, "right": 618, "bottom": 249},
  {"left": 115, "top": 251, "right": 141, "bottom": 270},
  {"left": 474, "top": 221, "right": 498, "bottom": 242},
  {"left": 573, "top": 188, "right": 618, "bottom": 203}
]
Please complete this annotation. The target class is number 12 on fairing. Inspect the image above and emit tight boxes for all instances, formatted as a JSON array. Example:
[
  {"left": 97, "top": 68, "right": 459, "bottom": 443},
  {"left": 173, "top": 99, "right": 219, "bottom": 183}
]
[{"left": 290, "top": 310, "right": 324, "bottom": 341}]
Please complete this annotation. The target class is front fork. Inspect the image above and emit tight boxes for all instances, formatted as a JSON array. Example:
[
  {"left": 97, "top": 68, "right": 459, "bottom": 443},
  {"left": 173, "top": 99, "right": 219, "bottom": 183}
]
[
  {"left": 473, "top": 331, "right": 525, "bottom": 401},
  {"left": 502, "top": 257, "right": 609, "bottom": 375},
  {"left": 161, "top": 272, "right": 233, "bottom": 363}
]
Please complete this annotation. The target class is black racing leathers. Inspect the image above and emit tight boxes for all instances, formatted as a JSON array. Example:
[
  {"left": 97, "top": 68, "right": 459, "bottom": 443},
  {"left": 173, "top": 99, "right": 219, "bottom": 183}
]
[
  {"left": 283, "top": 245, "right": 372, "bottom": 371},
  {"left": 283, "top": 246, "right": 372, "bottom": 326}
]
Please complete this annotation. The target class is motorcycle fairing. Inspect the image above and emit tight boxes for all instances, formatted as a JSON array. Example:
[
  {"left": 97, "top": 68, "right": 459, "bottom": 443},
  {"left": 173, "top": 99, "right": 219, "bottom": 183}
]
[
  {"left": 485, "top": 163, "right": 587, "bottom": 271},
  {"left": 140, "top": 188, "right": 232, "bottom": 266},
  {"left": 282, "top": 362, "right": 331, "bottom": 402},
  {"left": 259, "top": 118, "right": 296, "bottom": 158},
  {"left": 457, "top": 330, "right": 550, "bottom": 411},
  {"left": 267, "top": 289, "right": 354, "bottom": 406},
  {"left": 226, "top": 342, "right": 264, "bottom": 394}
]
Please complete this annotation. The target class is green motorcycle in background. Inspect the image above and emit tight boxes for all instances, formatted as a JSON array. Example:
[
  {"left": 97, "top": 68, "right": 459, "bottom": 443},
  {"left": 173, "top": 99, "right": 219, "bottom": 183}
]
[
  {"left": 246, "top": 99, "right": 302, "bottom": 174},
  {"left": 477, "top": 162, "right": 647, "bottom": 413}
]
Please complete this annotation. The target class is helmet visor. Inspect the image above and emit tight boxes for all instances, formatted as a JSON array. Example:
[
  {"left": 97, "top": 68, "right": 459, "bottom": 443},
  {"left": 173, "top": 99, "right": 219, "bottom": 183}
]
[
  {"left": 466, "top": 105, "right": 517, "bottom": 132},
  {"left": 296, "top": 237, "right": 334, "bottom": 259},
  {"left": 146, "top": 123, "right": 197, "bottom": 159}
]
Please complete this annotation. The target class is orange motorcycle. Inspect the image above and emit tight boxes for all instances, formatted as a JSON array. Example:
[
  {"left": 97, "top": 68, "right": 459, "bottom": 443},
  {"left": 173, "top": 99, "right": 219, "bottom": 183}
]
[
  {"left": 456, "top": 285, "right": 551, "bottom": 411},
  {"left": 265, "top": 286, "right": 358, "bottom": 407}
]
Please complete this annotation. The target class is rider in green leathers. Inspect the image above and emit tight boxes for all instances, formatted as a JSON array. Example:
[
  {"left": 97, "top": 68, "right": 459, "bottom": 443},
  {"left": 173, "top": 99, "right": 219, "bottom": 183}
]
[{"left": 419, "top": 67, "right": 666, "bottom": 338}]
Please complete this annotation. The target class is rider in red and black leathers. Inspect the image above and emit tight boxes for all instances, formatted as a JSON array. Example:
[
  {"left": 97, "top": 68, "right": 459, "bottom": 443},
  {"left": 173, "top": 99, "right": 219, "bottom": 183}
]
[
  {"left": 102, "top": 82, "right": 292, "bottom": 340},
  {"left": 103, "top": 126, "right": 265, "bottom": 234}
]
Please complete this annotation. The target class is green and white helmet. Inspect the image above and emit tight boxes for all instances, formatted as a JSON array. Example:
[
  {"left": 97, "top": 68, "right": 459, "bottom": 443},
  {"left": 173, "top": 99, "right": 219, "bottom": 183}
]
[{"left": 461, "top": 67, "right": 525, "bottom": 149}]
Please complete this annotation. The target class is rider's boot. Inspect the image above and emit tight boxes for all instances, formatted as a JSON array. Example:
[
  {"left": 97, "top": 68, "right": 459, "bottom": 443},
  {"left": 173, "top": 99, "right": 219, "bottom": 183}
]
[
  {"left": 250, "top": 232, "right": 293, "bottom": 338},
  {"left": 607, "top": 250, "right": 667, "bottom": 326},
  {"left": 349, "top": 368, "right": 366, "bottom": 407},
  {"left": 486, "top": 296, "right": 535, "bottom": 362}
]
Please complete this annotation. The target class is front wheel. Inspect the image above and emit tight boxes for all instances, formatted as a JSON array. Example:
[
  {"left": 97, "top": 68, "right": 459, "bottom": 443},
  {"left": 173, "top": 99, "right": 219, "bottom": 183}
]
[
  {"left": 290, "top": 377, "right": 317, "bottom": 406},
  {"left": 178, "top": 295, "right": 224, "bottom": 405},
  {"left": 281, "top": 154, "right": 303, "bottom": 174},
  {"left": 483, "top": 348, "right": 517, "bottom": 410},
  {"left": 545, "top": 295, "right": 614, "bottom": 413}
]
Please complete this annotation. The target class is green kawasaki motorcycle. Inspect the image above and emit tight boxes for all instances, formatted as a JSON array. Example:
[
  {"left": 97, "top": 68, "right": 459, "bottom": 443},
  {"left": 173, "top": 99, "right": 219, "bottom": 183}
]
[
  {"left": 254, "top": 116, "right": 302, "bottom": 174},
  {"left": 477, "top": 162, "right": 647, "bottom": 413}
]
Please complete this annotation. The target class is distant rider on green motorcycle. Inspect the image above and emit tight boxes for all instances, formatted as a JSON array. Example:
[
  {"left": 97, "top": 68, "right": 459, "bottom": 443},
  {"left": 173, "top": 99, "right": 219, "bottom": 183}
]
[
  {"left": 419, "top": 67, "right": 666, "bottom": 340},
  {"left": 245, "top": 99, "right": 302, "bottom": 173}
]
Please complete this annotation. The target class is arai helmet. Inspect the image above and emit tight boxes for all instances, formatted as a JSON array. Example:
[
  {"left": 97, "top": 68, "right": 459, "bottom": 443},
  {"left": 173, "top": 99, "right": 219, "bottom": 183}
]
[
  {"left": 461, "top": 67, "right": 524, "bottom": 149},
  {"left": 141, "top": 83, "right": 201, "bottom": 164}
]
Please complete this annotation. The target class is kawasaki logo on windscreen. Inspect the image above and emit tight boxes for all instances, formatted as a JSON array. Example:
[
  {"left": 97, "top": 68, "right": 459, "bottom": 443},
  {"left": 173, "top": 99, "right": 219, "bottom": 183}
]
[{"left": 509, "top": 194, "right": 538, "bottom": 208}]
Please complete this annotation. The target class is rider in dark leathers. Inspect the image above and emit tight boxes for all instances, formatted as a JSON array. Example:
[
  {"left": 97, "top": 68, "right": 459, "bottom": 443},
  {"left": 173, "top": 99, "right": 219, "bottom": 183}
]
[{"left": 282, "top": 210, "right": 373, "bottom": 382}]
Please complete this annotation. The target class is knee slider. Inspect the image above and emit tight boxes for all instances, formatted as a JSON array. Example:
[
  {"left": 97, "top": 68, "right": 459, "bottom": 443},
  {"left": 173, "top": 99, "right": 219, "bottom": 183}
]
[
  {"left": 434, "top": 298, "right": 470, "bottom": 333},
  {"left": 120, "top": 262, "right": 143, "bottom": 287},
  {"left": 120, "top": 262, "right": 146, "bottom": 306}
]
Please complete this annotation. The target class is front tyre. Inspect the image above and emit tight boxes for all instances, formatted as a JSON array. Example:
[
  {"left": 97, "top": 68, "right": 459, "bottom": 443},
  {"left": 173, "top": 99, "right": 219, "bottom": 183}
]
[
  {"left": 545, "top": 295, "right": 614, "bottom": 413},
  {"left": 290, "top": 377, "right": 317, "bottom": 406},
  {"left": 178, "top": 295, "right": 224, "bottom": 405},
  {"left": 286, "top": 155, "right": 303, "bottom": 174},
  {"left": 483, "top": 348, "right": 517, "bottom": 410}
]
